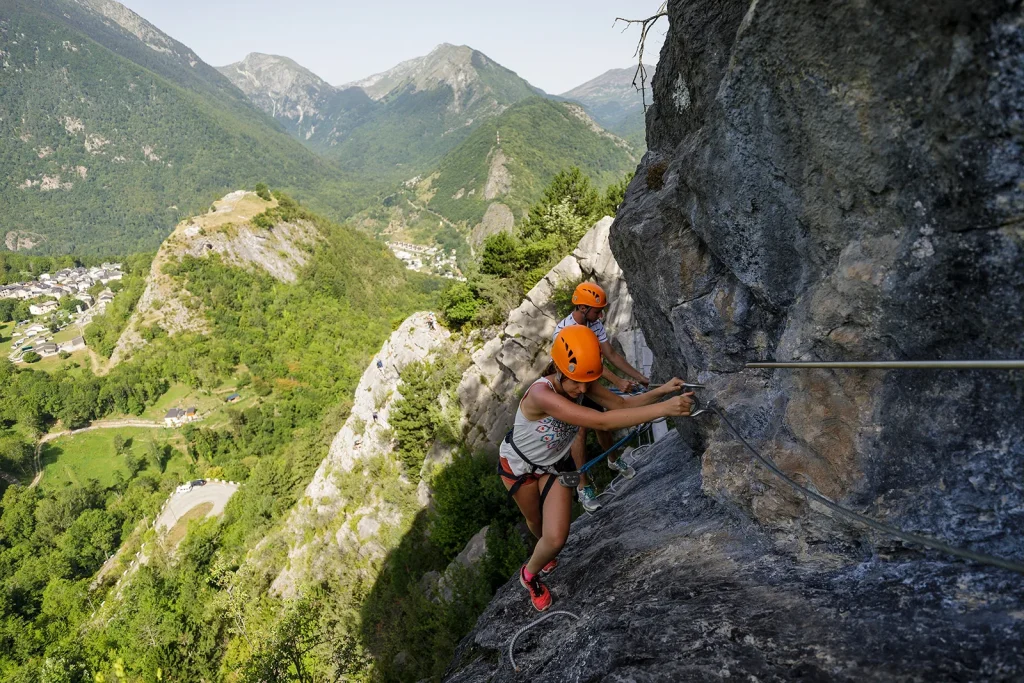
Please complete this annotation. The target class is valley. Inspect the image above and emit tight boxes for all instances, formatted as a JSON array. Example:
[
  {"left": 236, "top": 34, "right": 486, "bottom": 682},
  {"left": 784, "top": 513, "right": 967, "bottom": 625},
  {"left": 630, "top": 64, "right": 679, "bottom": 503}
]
[{"left": 13, "top": 1, "right": 1016, "bottom": 682}]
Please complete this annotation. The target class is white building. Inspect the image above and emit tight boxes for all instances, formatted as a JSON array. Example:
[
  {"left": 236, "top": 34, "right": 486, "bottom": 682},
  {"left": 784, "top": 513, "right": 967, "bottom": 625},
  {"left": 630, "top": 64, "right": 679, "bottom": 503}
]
[{"left": 29, "top": 300, "right": 58, "bottom": 316}]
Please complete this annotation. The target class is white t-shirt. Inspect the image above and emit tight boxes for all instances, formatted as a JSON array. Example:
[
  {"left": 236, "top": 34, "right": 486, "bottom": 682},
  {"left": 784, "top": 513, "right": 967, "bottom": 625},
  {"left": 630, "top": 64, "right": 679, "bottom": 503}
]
[{"left": 552, "top": 312, "right": 608, "bottom": 344}]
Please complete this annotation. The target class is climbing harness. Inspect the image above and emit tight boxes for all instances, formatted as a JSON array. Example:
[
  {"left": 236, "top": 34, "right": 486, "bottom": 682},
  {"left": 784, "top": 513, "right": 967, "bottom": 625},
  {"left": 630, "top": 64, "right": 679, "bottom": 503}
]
[
  {"left": 508, "top": 610, "right": 581, "bottom": 672},
  {"left": 499, "top": 429, "right": 568, "bottom": 525},
  {"left": 706, "top": 401, "right": 1024, "bottom": 575}
]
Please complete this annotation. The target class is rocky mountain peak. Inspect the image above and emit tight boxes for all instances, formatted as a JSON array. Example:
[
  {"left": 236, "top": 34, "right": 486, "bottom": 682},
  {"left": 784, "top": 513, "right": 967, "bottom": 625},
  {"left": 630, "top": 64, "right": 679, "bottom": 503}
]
[
  {"left": 560, "top": 64, "right": 655, "bottom": 101},
  {"left": 71, "top": 0, "right": 180, "bottom": 57},
  {"left": 215, "top": 53, "right": 352, "bottom": 137},
  {"left": 219, "top": 52, "right": 334, "bottom": 98},
  {"left": 343, "top": 43, "right": 534, "bottom": 108}
]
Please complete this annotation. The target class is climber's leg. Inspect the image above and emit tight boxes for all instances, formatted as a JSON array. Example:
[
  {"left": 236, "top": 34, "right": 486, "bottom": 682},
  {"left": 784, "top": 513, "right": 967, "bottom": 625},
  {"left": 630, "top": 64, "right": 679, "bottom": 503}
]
[{"left": 525, "top": 474, "right": 572, "bottom": 575}]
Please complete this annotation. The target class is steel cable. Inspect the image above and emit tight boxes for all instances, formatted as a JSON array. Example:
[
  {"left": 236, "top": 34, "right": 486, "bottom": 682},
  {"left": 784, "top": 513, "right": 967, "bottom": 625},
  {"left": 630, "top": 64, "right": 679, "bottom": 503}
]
[
  {"left": 708, "top": 404, "right": 1024, "bottom": 575},
  {"left": 508, "top": 610, "right": 581, "bottom": 672}
]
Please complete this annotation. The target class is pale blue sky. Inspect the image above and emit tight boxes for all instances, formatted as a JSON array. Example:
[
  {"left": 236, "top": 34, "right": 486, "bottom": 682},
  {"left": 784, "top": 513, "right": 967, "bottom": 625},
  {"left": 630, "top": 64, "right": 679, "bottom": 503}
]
[{"left": 119, "top": 0, "right": 666, "bottom": 94}]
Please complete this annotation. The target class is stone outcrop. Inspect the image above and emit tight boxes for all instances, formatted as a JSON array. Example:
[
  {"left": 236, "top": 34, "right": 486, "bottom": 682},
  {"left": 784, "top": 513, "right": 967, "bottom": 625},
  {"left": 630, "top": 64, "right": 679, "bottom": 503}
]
[
  {"left": 458, "top": 216, "right": 656, "bottom": 454},
  {"left": 610, "top": 0, "right": 1024, "bottom": 558},
  {"left": 446, "top": 432, "right": 1024, "bottom": 681},
  {"left": 110, "top": 191, "right": 320, "bottom": 367},
  {"left": 468, "top": 202, "right": 514, "bottom": 250},
  {"left": 243, "top": 312, "right": 449, "bottom": 598}
]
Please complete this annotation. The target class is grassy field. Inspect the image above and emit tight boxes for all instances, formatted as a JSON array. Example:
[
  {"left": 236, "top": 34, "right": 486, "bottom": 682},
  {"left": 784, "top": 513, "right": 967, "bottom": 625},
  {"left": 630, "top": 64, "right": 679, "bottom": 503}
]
[
  {"left": 40, "top": 426, "right": 191, "bottom": 491},
  {"left": 22, "top": 348, "right": 90, "bottom": 373},
  {"left": 136, "top": 381, "right": 257, "bottom": 426},
  {"left": 51, "top": 325, "right": 85, "bottom": 345}
]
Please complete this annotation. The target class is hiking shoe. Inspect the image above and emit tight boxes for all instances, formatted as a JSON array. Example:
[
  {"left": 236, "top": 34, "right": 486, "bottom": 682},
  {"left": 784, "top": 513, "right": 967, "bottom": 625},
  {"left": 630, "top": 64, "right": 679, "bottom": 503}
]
[
  {"left": 577, "top": 485, "right": 602, "bottom": 512},
  {"left": 520, "top": 566, "right": 552, "bottom": 611},
  {"left": 539, "top": 558, "right": 558, "bottom": 576},
  {"left": 608, "top": 456, "right": 636, "bottom": 479}
]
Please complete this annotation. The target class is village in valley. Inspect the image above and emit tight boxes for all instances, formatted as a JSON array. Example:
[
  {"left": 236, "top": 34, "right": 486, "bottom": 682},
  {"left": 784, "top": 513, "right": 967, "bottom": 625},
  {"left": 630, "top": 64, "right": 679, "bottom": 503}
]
[
  {"left": 1, "top": 263, "right": 123, "bottom": 363},
  {"left": 386, "top": 241, "right": 465, "bottom": 280}
]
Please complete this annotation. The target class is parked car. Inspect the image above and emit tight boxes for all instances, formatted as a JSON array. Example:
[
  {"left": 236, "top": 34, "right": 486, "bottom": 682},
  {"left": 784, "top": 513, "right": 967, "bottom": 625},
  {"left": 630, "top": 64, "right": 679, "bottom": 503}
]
[
  {"left": 190, "top": 479, "right": 207, "bottom": 487},
  {"left": 176, "top": 483, "right": 192, "bottom": 493}
]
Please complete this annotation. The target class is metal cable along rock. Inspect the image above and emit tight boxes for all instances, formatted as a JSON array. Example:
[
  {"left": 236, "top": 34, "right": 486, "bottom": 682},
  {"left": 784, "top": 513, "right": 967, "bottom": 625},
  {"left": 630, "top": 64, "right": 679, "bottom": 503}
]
[
  {"left": 707, "top": 402, "right": 1024, "bottom": 575},
  {"left": 504, "top": 364, "right": 1024, "bottom": 672},
  {"left": 508, "top": 610, "right": 581, "bottom": 672}
]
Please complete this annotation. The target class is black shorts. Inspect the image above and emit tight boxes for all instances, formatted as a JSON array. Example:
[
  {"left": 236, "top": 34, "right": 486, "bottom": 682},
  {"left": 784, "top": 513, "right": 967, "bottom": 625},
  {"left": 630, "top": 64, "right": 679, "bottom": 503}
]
[{"left": 581, "top": 394, "right": 604, "bottom": 413}]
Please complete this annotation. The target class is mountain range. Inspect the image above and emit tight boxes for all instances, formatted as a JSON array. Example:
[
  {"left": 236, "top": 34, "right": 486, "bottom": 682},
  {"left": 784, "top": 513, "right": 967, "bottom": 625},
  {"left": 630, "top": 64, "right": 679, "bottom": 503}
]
[
  {"left": 0, "top": 0, "right": 374, "bottom": 255},
  {"left": 559, "top": 65, "right": 655, "bottom": 148},
  {"left": 2, "top": 0, "right": 649, "bottom": 255}
]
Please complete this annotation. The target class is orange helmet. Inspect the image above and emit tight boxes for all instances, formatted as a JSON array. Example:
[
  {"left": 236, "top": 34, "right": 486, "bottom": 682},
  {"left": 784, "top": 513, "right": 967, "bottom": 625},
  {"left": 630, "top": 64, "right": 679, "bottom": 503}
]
[
  {"left": 572, "top": 282, "right": 607, "bottom": 308},
  {"left": 551, "top": 326, "right": 603, "bottom": 382}
]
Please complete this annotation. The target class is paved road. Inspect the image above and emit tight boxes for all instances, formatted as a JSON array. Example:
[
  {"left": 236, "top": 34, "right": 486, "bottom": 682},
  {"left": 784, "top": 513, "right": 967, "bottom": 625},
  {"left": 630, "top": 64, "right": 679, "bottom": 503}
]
[{"left": 155, "top": 481, "right": 239, "bottom": 531}]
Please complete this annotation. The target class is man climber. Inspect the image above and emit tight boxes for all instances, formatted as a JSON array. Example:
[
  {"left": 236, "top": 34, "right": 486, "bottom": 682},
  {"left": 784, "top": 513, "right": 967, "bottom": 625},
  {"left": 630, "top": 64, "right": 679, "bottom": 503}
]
[{"left": 551, "top": 282, "right": 651, "bottom": 511}]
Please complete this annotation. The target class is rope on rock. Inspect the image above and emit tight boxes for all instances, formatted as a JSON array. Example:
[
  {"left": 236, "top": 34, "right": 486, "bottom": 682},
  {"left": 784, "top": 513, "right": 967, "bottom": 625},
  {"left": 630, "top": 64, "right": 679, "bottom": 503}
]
[
  {"left": 508, "top": 610, "right": 581, "bottom": 672},
  {"left": 708, "top": 403, "right": 1024, "bottom": 575}
]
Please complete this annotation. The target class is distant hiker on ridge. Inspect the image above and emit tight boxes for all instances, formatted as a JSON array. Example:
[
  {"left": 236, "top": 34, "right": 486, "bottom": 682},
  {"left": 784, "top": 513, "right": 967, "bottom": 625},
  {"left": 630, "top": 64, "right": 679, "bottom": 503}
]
[
  {"left": 552, "top": 282, "right": 651, "bottom": 511},
  {"left": 499, "top": 325, "right": 694, "bottom": 611}
]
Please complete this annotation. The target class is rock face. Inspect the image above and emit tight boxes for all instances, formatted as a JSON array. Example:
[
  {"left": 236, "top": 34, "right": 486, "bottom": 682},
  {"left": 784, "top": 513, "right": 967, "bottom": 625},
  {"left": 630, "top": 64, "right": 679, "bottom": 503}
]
[
  {"left": 446, "top": 431, "right": 1024, "bottom": 681},
  {"left": 217, "top": 53, "right": 376, "bottom": 144},
  {"left": 468, "top": 202, "right": 514, "bottom": 250},
  {"left": 448, "top": 3, "right": 1024, "bottom": 679},
  {"left": 244, "top": 312, "right": 450, "bottom": 598},
  {"left": 110, "top": 191, "right": 320, "bottom": 367},
  {"left": 458, "top": 217, "right": 657, "bottom": 454},
  {"left": 610, "top": 0, "right": 1024, "bottom": 558}
]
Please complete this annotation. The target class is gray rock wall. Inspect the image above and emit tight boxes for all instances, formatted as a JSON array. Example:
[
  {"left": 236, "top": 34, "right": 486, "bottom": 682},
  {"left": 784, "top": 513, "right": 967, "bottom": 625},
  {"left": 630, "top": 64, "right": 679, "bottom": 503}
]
[
  {"left": 611, "top": 0, "right": 1024, "bottom": 555},
  {"left": 445, "top": 432, "right": 1024, "bottom": 681}
]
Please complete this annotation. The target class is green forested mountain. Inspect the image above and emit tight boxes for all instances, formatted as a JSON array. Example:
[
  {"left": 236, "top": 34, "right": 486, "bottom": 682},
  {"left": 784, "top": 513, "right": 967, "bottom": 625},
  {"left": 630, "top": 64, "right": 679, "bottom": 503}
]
[
  {"left": 560, "top": 65, "right": 654, "bottom": 149},
  {"left": 348, "top": 97, "right": 637, "bottom": 256},
  {"left": 0, "top": 193, "right": 441, "bottom": 679},
  {"left": 0, "top": 0, "right": 371, "bottom": 255},
  {"left": 425, "top": 97, "right": 637, "bottom": 226},
  {"left": 222, "top": 44, "right": 544, "bottom": 185}
]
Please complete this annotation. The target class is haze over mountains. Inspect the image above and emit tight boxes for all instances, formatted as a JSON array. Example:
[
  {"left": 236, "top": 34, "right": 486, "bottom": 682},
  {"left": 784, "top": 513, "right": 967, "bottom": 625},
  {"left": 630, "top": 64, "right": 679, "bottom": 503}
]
[{"left": 2, "top": 0, "right": 648, "bottom": 255}]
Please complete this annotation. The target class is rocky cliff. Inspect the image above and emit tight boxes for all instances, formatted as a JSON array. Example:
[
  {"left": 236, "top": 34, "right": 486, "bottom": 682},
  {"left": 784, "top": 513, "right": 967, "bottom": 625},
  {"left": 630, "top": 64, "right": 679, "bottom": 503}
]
[
  {"left": 612, "top": 0, "right": 1024, "bottom": 554},
  {"left": 109, "top": 190, "right": 320, "bottom": 366},
  {"left": 458, "top": 216, "right": 659, "bottom": 454},
  {"left": 446, "top": 432, "right": 1024, "bottom": 681},
  {"left": 447, "top": 1, "right": 1023, "bottom": 679},
  {"left": 240, "top": 312, "right": 450, "bottom": 598}
]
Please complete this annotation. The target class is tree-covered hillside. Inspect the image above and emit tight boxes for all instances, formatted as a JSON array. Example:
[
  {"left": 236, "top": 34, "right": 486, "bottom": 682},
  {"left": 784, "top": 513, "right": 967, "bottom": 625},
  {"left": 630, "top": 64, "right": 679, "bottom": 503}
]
[
  {"left": 560, "top": 65, "right": 654, "bottom": 149},
  {"left": 0, "top": 1, "right": 371, "bottom": 255},
  {"left": 311, "top": 45, "right": 542, "bottom": 183},
  {"left": 426, "top": 98, "right": 637, "bottom": 225},
  {"left": 0, "top": 193, "right": 441, "bottom": 680}
]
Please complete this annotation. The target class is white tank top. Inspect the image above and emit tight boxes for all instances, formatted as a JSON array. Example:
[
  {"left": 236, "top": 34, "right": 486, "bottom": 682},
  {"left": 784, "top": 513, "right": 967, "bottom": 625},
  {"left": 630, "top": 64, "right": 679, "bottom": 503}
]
[{"left": 499, "top": 378, "right": 583, "bottom": 477}]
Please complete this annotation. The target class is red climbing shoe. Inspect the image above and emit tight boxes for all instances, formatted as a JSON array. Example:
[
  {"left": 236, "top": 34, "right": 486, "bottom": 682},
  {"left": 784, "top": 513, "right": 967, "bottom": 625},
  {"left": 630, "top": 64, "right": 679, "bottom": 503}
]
[
  {"left": 520, "top": 566, "right": 552, "bottom": 611},
  {"left": 539, "top": 557, "right": 558, "bottom": 576}
]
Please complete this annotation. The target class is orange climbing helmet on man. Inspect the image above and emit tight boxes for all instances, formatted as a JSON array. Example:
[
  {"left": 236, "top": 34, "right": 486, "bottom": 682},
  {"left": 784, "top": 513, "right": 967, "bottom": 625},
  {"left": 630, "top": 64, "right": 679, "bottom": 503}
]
[
  {"left": 551, "top": 325, "right": 603, "bottom": 382},
  {"left": 571, "top": 282, "right": 608, "bottom": 308}
]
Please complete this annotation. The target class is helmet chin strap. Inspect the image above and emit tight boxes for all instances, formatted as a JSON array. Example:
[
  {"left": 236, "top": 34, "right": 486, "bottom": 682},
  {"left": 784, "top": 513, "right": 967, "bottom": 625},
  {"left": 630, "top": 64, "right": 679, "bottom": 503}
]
[{"left": 554, "top": 370, "right": 567, "bottom": 393}]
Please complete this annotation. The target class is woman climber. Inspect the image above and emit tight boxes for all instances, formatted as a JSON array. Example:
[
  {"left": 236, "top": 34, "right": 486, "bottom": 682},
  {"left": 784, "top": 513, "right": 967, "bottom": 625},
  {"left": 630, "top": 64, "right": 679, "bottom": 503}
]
[{"left": 498, "top": 325, "right": 695, "bottom": 611}]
